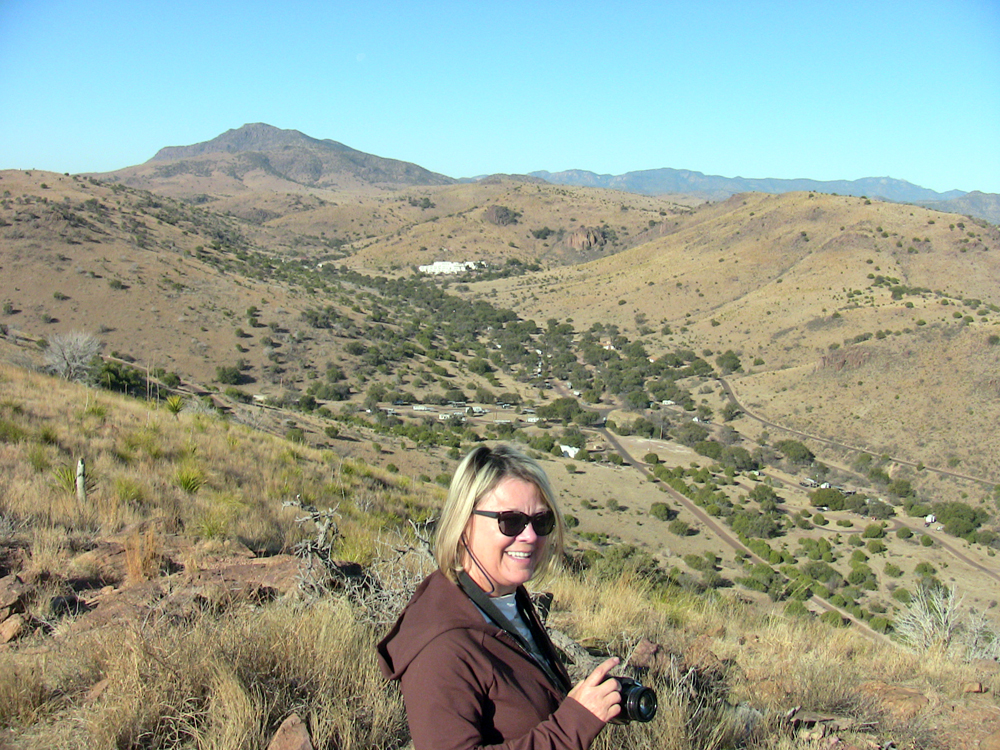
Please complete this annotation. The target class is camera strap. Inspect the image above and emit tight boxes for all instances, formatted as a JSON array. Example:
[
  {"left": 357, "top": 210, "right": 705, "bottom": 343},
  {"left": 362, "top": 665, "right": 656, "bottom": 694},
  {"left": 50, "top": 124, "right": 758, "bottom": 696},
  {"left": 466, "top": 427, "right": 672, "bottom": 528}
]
[{"left": 457, "top": 571, "right": 571, "bottom": 695}]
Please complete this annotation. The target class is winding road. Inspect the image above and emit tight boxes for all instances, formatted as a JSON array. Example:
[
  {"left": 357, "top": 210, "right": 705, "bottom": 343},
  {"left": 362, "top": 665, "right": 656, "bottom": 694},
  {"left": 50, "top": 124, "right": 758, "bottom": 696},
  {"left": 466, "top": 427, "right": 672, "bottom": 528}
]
[{"left": 552, "top": 382, "right": 998, "bottom": 642}]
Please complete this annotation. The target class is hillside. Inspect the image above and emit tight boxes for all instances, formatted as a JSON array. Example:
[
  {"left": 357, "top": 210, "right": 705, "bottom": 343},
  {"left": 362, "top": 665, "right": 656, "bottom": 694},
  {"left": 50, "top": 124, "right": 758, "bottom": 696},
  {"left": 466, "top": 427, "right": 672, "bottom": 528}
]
[
  {"left": 3, "top": 148, "right": 1000, "bottom": 747},
  {"left": 2, "top": 347, "right": 999, "bottom": 750},
  {"left": 473, "top": 190, "right": 1000, "bottom": 480}
]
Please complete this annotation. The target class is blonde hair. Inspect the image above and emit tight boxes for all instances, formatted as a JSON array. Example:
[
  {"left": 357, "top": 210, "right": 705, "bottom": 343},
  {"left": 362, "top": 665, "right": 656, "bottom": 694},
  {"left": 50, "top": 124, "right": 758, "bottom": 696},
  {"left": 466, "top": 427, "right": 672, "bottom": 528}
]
[{"left": 435, "top": 443, "right": 564, "bottom": 583}]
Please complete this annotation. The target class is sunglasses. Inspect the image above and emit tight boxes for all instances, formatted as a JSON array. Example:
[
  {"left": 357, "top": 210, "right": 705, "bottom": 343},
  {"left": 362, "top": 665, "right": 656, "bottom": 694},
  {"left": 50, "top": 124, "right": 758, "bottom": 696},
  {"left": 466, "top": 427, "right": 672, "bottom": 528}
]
[{"left": 473, "top": 509, "right": 556, "bottom": 537}]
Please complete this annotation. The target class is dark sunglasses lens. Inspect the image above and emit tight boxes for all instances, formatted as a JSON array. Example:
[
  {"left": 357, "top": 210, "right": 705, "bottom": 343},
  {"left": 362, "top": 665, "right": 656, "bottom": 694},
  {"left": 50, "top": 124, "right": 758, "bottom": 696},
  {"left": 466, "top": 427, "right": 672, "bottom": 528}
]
[
  {"left": 496, "top": 511, "right": 555, "bottom": 536},
  {"left": 497, "top": 512, "right": 530, "bottom": 536},
  {"left": 533, "top": 511, "right": 555, "bottom": 536}
]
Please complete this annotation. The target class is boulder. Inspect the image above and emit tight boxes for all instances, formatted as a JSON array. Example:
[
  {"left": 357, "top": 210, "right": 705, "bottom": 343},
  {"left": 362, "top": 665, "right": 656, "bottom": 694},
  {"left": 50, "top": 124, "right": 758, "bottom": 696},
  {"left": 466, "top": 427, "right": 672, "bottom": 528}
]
[
  {"left": 0, "top": 613, "right": 25, "bottom": 644},
  {"left": 858, "top": 681, "right": 929, "bottom": 722},
  {"left": 267, "top": 713, "right": 312, "bottom": 750}
]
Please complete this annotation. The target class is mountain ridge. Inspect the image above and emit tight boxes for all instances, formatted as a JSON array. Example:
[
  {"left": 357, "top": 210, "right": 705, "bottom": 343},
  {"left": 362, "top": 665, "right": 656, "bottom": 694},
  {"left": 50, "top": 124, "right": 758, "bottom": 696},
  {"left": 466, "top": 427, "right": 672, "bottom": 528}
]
[
  {"left": 88, "top": 123, "right": 998, "bottom": 224},
  {"left": 529, "top": 166, "right": 967, "bottom": 203},
  {"left": 100, "top": 123, "right": 455, "bottom": 195},
  {"left": 149, "top": 122, "right": 361, "bottom": 161}
]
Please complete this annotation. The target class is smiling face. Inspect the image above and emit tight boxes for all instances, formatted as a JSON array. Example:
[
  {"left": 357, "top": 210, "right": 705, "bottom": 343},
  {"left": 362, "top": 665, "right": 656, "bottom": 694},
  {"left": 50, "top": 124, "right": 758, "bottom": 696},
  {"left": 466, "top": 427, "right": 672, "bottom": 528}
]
[{"left": 462, "top": 476, "right": 550, "bottom": 597}]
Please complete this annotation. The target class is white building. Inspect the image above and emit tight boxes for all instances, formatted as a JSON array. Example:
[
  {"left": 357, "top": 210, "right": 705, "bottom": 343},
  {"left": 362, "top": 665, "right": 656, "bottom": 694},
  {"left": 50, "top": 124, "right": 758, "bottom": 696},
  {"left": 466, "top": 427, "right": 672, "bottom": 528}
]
[{"left": 418, "top": 261, "right": 480, "bottom": 275}]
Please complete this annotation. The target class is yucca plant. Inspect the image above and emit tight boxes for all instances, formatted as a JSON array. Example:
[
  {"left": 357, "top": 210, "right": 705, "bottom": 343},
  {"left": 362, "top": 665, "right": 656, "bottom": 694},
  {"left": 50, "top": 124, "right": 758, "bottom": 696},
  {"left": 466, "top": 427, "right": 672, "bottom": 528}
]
[
  {"left": 50, "top": 462, "right": 97, "bottom": 496},
  {"left": 164, "top": 394, "right": 185, "bottom": 416}
]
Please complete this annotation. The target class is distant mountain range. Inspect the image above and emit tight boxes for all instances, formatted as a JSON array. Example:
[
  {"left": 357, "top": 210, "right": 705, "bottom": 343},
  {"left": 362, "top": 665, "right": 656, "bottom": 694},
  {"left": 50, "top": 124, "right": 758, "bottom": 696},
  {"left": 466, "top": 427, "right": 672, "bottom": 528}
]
[
  {"left": 529, "top": 167, "right": 966, "bottom": 204},
  {"left": 523, "top": 167, "right": 994, "bottom": 224},
  {"left": 100, "top": 124, "right": 997, "bottom": 224}
]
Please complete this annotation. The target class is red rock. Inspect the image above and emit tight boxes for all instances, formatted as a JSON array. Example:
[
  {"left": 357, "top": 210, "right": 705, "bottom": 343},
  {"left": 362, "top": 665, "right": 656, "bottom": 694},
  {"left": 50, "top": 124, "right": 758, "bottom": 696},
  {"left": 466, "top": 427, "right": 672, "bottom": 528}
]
[
  {"left": 267, "top": 713, "right": 313, "bottom": 750},
  {"left": 0, "top": 613, "right": 25, "bottom": 644},
  {"left": 858, "top": 681, "right": 929, "bottom": 723},
  {"left": 629, "top": 638, "right": 661, "bottom": 668},
  {"left": 963, "top": 681, "right": 985, "bottom": 693},
  {"left": 0, "top": 574, "right": 29, "bottom": 611}
]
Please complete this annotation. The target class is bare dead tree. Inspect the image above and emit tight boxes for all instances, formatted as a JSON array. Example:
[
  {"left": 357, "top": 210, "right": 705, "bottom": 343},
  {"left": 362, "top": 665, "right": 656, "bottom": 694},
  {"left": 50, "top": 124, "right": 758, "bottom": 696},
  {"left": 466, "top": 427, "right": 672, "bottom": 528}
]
[{"left": 44, "top": 331, "right": 101, "bottom": 382}]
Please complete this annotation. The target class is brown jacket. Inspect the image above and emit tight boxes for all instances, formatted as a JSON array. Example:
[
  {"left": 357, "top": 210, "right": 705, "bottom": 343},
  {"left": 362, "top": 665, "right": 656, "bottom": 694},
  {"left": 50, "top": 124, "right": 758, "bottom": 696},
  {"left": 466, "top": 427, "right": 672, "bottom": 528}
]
[{"left": 377, "top": 570, "right": 605, "bottom": 750}]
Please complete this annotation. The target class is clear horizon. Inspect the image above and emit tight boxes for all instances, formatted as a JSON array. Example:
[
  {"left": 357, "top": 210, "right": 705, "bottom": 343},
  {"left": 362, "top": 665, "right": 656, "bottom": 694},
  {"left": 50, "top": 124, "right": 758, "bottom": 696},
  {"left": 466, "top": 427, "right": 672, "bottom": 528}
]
[{"left": 1, "top": 0, "right": 998, "bottom": 194}]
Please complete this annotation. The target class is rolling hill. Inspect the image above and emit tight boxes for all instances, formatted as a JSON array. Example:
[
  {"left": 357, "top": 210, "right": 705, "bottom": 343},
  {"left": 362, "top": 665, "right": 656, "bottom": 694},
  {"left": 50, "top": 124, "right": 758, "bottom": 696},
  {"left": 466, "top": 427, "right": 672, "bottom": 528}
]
[{"left": 2, "top": 127, "right": 999, "bottom": 632}]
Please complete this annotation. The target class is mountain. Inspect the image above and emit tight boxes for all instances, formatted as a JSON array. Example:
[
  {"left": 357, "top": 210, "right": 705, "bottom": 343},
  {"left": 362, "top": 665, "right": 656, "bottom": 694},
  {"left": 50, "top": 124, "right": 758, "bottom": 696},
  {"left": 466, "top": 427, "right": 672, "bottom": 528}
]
[
  {"left": 97, "top": 123, "right": 455, "bottom": 198},
  {"left": 530, "top": 167, "right": 968, "bottom": 205},
  {"left": 917, "top": 191, "right": 1000, "bottom": 226}
]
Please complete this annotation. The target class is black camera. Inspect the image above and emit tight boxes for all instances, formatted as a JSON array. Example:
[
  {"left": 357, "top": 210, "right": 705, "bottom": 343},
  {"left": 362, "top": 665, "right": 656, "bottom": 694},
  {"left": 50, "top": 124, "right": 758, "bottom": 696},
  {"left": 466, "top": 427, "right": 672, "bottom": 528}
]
[{"left": 611, "top": 676, "right": 657, "bottom": 724}]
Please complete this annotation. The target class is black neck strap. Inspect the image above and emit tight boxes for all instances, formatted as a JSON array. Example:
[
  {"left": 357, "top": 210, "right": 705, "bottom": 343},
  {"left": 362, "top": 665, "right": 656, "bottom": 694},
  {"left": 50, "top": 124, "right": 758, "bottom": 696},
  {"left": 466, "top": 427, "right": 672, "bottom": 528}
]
[{"left": 457, "top": 571, "right": 570, "bottom": 694}]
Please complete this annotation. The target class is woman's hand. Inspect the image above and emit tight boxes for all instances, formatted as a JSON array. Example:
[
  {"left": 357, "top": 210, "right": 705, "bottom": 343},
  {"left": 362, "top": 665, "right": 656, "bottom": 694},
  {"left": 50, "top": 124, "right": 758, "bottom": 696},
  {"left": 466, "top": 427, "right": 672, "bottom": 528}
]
[{"left": 567, "top": 656, "right": 622, "bottom": 723}]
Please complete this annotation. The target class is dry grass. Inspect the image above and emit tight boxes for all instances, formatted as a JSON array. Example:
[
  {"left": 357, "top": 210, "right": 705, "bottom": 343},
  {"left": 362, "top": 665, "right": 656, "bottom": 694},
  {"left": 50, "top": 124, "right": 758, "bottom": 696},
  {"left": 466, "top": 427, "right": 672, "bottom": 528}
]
[
  {"left": 1, "top": 599, "right": 404, "bottom": 750},
  {"left": 2, "top": 364, "right": 997, "bottom": 749}
]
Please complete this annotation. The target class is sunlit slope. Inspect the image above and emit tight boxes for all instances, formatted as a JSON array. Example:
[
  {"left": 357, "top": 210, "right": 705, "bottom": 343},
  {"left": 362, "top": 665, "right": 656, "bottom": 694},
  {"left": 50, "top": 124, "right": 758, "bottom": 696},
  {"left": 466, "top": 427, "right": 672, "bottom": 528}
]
[{"left": 477, "top": 191, "right": 1000, "bottom": 479}]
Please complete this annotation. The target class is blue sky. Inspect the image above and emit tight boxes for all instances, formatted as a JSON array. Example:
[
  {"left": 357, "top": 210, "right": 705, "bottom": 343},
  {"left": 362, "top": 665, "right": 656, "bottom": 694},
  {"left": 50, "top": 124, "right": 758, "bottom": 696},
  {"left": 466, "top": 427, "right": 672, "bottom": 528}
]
[{"left": 2, "top": 0, "right": 998, "bottom": 194}]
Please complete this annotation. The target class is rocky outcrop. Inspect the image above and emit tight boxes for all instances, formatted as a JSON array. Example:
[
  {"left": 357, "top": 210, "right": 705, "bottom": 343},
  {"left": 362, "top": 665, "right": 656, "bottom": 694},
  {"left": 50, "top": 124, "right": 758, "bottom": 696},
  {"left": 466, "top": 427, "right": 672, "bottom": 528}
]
[
  {"left": 483, "top": 205, "right": 521, "bottom": 226},
  {"left": 0, "top": 531, "right": 361, "bottom": 647},
  {"left": 818, "top": 347, "right": 872, "bottom": 372},
  {"left": 565, "top": 226, "right": 604, "bottom": 252}
]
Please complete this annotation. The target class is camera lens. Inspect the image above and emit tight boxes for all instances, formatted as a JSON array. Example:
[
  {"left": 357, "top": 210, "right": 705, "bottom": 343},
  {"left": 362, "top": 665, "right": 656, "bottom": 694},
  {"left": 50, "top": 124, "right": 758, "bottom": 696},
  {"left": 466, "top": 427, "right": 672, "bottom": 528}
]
[{"left": 613, "top": 677, "right": 658, "bottom": 724}]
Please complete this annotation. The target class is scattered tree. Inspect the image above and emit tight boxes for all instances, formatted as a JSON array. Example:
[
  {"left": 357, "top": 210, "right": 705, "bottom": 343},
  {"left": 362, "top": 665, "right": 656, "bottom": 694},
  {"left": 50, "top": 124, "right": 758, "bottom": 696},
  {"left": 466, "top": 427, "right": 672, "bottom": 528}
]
[{"left": 44, "top": 331, "right": 101, "bottom": 382}]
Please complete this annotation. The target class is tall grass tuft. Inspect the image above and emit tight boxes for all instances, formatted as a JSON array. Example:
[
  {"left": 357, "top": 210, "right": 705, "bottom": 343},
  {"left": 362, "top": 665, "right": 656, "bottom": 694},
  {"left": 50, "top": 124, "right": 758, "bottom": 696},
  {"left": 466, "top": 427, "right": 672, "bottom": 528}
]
[{"left": 174, "top": 465, "right": 205, "bottom": 495}]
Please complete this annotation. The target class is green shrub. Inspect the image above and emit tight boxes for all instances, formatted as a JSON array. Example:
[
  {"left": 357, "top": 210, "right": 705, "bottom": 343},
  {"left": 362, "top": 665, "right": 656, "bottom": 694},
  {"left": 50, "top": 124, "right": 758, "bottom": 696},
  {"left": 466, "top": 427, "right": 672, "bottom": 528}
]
[
  {"left": 668, "top": 519, "right": 689, "bottom": 537},
  {"left": 914, "top": 561, "right": 937, "bottom": 577},
  {"left": 920, "top": 534, "right": 934, "bottom": 547},
  {"left": 819, "top": 610, "right": 847, "bottom": 627},
  {"left": 785, "top": 600, "right": 810, "bottom": 617},
  {"left": 215, "top": 366, "right": 244, "bottom": 385},
  {"left": 683, "top": 554, "right": 707, "bottom": 571},
  {"left": 649, "top": 502, "right": 671, "bottom": 521},
  {"left": 866, "top": 539, "right": 887, "bottom": 554},
  {"left": 896, "top": 526, "right": 913, "bottom": 539},
  {"left": 870, "top": 616, "right": 893, "bottom": 633}
]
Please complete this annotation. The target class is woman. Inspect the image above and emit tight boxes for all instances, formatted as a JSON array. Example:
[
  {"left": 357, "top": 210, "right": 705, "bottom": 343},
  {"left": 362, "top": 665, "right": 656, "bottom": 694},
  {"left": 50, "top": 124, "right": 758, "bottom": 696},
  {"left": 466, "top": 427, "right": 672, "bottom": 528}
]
[{"left": 378, "top": 443, "right": 622, "bottom": 750}]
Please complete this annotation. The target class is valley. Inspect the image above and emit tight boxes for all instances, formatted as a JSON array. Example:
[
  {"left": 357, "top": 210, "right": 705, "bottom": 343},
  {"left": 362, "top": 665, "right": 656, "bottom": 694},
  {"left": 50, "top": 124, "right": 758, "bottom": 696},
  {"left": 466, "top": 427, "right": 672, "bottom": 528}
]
[{"left": 2, "top": 124, "right": 1000, "bottom": 748}]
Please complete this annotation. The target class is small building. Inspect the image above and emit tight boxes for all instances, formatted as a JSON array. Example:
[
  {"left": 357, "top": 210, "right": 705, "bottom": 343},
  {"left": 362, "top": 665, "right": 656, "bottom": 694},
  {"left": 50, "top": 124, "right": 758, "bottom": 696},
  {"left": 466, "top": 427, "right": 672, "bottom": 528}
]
[
  {"left": 418, "top": 260, "right": 480, "bottom": 275},
  {"left": 560, "top": 444, "right": 580, "bottom": 459}
]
